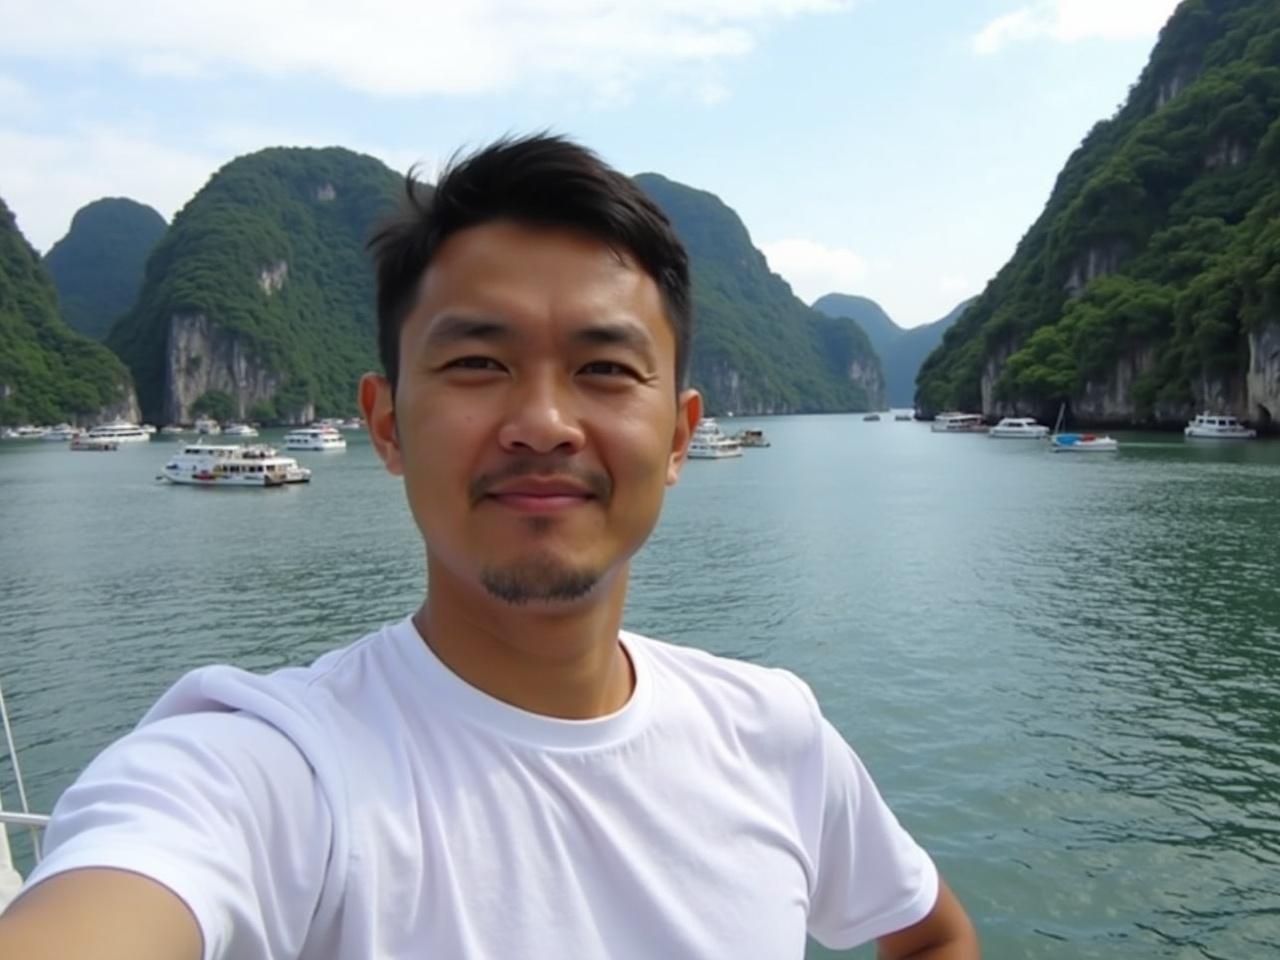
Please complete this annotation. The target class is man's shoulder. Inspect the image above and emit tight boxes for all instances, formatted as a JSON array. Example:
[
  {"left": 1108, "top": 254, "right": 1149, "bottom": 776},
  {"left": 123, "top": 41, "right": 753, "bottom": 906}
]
[{"left": 625, "top": 631, "right": 822, "bottom": 746}]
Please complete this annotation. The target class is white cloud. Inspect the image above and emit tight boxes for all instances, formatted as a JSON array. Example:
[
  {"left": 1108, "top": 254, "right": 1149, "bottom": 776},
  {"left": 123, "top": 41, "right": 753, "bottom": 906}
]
[
  {"left": 760, "top": 237, "right": 869, "bottom": 303},
  {"left": 0, "top": 0, "right": 848, "bottom": 98},
  {"left": 0, "top": 73, "right": 37, "bottom": 117},
  {"left": 973, "top": 0, "right": 1180, "bottom": 55}
]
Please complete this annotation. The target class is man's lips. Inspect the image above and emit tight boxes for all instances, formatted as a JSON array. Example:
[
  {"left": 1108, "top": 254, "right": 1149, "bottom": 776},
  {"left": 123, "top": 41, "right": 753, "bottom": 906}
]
[{"left": 484, "top": 478, "right": 597, "bottom": 512}]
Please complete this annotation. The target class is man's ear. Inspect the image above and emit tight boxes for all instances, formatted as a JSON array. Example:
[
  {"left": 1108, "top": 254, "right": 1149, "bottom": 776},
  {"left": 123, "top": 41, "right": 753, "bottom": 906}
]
[
  {"left": 666, "top": 389, "right": 702, "bottom": 486},
  {"left": 359, "top": 372, "right": 403, "bottom": 476}
]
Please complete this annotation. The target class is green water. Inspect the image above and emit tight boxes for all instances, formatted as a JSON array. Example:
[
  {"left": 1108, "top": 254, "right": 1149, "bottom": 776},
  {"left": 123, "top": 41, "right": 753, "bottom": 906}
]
[{"left": 2, "top": 418, "right": 1278, "bottom": 957}]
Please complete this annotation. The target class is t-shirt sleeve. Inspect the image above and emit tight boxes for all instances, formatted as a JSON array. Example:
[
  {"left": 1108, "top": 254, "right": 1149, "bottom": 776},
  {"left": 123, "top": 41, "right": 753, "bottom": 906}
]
[
  {"left": 19, "top": 710, "right": 333, "bottom": 960},
  {"left": 802, "top": 706, "right": 940, "bottom": 949}
]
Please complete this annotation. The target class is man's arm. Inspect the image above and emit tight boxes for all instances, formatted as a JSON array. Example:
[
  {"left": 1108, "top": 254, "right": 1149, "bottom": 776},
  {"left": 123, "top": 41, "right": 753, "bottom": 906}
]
[
  {"left": 875, "top": 879, "right": 979, "bottom": 959},
  {"left": 0, "top": 867, "right": 202, "bottom": 960}
]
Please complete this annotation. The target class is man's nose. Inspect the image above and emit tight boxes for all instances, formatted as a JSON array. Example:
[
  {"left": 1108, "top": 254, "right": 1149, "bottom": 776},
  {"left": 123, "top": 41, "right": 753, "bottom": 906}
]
[{"left": 497, "top": 373, "right": 586, "bottom": 455}]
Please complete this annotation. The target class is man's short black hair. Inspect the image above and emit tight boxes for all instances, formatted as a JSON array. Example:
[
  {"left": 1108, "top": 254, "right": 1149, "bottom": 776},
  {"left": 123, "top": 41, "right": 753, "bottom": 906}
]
[{"left": 369, "top": 134, "right": 693, "bottom": 396}]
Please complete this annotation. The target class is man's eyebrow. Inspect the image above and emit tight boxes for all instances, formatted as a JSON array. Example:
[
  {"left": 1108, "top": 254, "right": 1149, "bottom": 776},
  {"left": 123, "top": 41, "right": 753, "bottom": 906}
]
[
  {"left": 571, "top": 321, "right": 658, "bottom": 367},
  {"left": 421, "top": 314, "right": 513, "bottom": 351}
]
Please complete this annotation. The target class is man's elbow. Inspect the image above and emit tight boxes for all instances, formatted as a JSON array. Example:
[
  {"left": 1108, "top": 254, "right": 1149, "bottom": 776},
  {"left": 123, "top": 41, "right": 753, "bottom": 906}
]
[{"left": 875, "top": 878, "right": 979, "bottom": 959}]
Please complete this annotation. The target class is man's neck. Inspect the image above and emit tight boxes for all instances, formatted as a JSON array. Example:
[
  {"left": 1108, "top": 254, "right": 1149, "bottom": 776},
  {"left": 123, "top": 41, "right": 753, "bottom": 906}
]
[{"left": 413, "top": 564, "right": 634, "bottom": 720}]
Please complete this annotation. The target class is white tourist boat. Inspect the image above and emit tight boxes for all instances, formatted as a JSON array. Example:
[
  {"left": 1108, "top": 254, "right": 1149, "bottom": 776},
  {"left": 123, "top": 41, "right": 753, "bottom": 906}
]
[
  {"left": 989, "top": 417, "right": 1050, "bottom": 439},
  {"left": 284, "top": 426, "right": 347, "bottom": 451},
  {"left": 1184, "top": 413, "right": 1256, "bottom": 440},
  {"left": 930, "top": 412, "right": 987, "bottom": 433},
  {"left": 194, "top": 416, "right": 221, "bottom": 435},
  {"left": 160, "top": 443, "right": 311, "bottom": 487},
  {"left": 222, "top": 423, "right": 259, "bottom": 438},
  {"left": 1, "top": 425, "right": 48, "bottom": 440},
  {"left": 86, "top": 420, "right": 150, "bottom": 443},
  {"left": 688, "top": 418, "right": 742, "bottom": 459},
  {"left": 160, "top": 424, "right": 186, "bottom": 435},
  {"left": 41, "top": 423, "right": 78, "bottom": 441}
]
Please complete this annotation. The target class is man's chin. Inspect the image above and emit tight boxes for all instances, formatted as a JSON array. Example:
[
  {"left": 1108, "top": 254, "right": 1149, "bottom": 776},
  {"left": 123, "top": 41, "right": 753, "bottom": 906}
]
[{"left": 479, "top": 558, "right": 603, "bottom": 607}]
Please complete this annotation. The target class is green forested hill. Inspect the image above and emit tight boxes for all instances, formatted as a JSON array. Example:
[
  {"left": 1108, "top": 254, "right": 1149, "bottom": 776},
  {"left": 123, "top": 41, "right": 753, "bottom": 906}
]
[
  {"left": 813, "top": 293, "right": 971, "bottom": 406},
  {"left": 0, "top": 198, "right": 137, "bottom": 425},
  {"left": 917, "top": 0, "right": 1280, "bottom": 426},
  {"left": 637, "top": 174, "right": 884, "bottom": 414},
  {"left": 43, "top": 198, "right": 167, "bottom": 341},
  {"left": 108, "top": 147, "right": 402, "bottom": 422}
]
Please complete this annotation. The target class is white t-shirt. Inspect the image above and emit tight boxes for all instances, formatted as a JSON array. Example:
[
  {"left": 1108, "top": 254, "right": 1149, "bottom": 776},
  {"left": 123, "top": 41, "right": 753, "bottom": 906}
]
[{"left": 24, "top": 618, "right": 937, "bottom": 959}]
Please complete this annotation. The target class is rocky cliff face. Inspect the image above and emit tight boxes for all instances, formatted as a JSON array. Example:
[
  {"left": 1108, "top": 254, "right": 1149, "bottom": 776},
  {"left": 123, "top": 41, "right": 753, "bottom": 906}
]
[
  {"left": 1247, "top": 321, "right": 1280, "bottom": 427},
  {"left": 163, "top": 313, "right": 312, "bottom": 424},
  {"left": 847, "top": 356, "right": 886, "bottom": 411}
]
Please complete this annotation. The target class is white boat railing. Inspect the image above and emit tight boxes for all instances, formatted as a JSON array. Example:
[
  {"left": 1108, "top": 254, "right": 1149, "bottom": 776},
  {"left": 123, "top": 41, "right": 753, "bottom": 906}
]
[{"left": 1, "top": 676, "right": 45, "bottom": 873}]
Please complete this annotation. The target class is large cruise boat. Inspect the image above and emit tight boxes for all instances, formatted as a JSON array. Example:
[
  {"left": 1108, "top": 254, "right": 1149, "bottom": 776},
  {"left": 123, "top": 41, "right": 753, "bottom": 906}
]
[
  {"left": 284, "top": 426, "right": 347, "bottom": 451},
  {"left": 688, "top": 418, "right": 742, "bottom": 459},
  {"left": 160, "top": 443, "right": 311, "bottom": 487},
  {"left": 1184, "top": 413, "right": 1257, "bottom": 439},
  {"left": 86, "top": 420, "right": 151, "bottom": 443}
]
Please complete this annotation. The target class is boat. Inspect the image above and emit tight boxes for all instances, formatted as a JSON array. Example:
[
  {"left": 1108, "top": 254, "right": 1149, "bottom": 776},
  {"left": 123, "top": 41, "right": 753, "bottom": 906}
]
[
  {"left": 930, "top": 412, "right": 987, "bottom": 433},
  {"left": 988, "top": 417, "right": 1049, "bottom": 439},
  {"left": 863, "top": 413, "right": 881, "bottom": 422},
  {"left": 1, "top": 425, "right": 48, "bottom": 440},
  {"left": 1184, "top": 412, "right": 1256, "bottom": 440},
  {"left": 160, "top": 443, "right": 311, "bottom": 486},
  {"left": 160, "top": 425, "right": 186, "bottom": 435},
  {"left": 70, "top": 434, "right": 118, "bottom": 452},
  {"left": 41, "top": 423, "right": 78, "bottom": 441},
  {"left": 193, "top": 416, "right": 221, "bottom": 435},
  {"left": 339, "top": 417, "right": 365, "bottom": 431},
  {"left": 284, "top": 426, "right": 347, "bottom": 451},
  {"left": 1050, "top": 433, "right": 1119, "bottom": 452},
  {"left": 222, "top": 423, "right": 259, "bottom": 438},
  {"left": 86, "top": 420, "right": 150, "bottom": 443},
  {"left": 687, "top": 418, "right": 742, "bottom": 459},
  {"left": 894, "top": 412, "right": 914, "bottom": 421},
  {"left": 731, "top": 428, "right": 770, "bottom": 448}
]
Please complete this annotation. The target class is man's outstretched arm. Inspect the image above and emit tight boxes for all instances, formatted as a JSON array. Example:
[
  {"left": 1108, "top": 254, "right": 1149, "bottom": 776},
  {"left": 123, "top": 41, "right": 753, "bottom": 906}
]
[
  {"left": 876, "top": 879, "right": 979, "bottom": 959},
  {"left": 0, "top": 867, "right": 202, "bottom": 960}
]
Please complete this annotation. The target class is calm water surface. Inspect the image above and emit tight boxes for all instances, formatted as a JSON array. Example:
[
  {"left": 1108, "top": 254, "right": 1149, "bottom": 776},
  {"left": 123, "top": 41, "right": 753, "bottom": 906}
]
[{"left": 2, "top": 418, "right": 1278, "bottom": 958}]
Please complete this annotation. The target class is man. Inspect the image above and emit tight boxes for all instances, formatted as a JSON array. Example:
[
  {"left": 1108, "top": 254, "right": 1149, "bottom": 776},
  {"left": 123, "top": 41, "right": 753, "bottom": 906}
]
[{"left": 0, "top": 135, "right": 978, "bottom": 958}]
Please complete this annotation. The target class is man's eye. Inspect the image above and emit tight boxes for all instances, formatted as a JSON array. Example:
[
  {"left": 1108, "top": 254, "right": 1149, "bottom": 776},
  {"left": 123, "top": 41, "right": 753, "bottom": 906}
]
[
  {"left": 580, "top": 361, "right": 637, "bottom": 377},
  {"left": 445, "top": 356, "right": 503, "bottom": 371}
]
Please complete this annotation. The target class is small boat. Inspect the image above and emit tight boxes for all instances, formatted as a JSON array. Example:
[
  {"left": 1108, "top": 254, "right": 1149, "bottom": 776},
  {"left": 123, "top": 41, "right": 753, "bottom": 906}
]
[
  {"left": 160, "top": 443, "right": 311, "bottom": 486},
  {"left": 193, "top": 416, "right": 221, "bottom": 435},
  {"left": 863, "top": 413, "right": 881, "bottom": 422},
  {"left": 731, "top": 428, "right": 770, "bottom": 448},
  {"left": 160, "top": 425, "right": 186, "bottom": 435},
  {"left": 688, "top": 418, "right": 742, "bottom": 459},
  {"left": 989, "top": 417, "right": 1049, "bottom": 439},
  {"left": 284, "top": 426, "right": 347, "bottom": 451},
  {"left": 894, "top": 412, "right": 914, "bottom": 421},
  {"left": 70, "top": 433, "right": 118, "bottom": 451},
  {"left": 1184, "top": 413, "right": 1256, "bottom": 440},
  {"left": 1050, "top": 433, "right": 1118, "bottom": 453},
  {"left": 222, "top": 423, "right": 259, "bottom": 438},
  {"left": 930, "top": 412, "right": 987, "bottom": 433},
  {"left": 339, "top": 418, "right": 365, "bottom": 431}
]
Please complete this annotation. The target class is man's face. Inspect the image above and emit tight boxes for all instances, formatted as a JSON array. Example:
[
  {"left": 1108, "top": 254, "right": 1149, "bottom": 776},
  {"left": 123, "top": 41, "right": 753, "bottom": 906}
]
[{"left": 369, "top": 220, "right": 699, "bottom": 607}]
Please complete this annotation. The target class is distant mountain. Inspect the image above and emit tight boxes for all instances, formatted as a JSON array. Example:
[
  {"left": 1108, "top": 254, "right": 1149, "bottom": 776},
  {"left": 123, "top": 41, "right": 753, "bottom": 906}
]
[
  {"left": 812, "top": 293, "right": 971, "bottom": 406},
  {"left": 43, "top": 198, "right": 167, "bottom": 341},
  {"left": 107, "top": 147, "right": 402, "bottom": 423},
  {"left": 0, "top": 198, "right": 139, "bottom": 425},
  {"left": 637, "top": 174, "right": 884, "bottom": 414},
  {"left": 916, "top": 0, "right": 1280, "bottom": 427}
]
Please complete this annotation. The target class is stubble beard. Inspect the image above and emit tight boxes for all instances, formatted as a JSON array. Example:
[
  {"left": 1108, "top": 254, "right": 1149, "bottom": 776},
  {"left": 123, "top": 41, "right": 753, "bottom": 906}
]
[{"left": 479, "top": 549, "right": 602, "bottom": 605}]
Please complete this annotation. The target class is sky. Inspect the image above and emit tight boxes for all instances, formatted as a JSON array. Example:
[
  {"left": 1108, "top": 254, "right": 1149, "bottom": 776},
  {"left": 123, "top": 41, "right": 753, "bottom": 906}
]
[{"left": 0, "top": 0, "right": 1182, "bottom": 329}]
